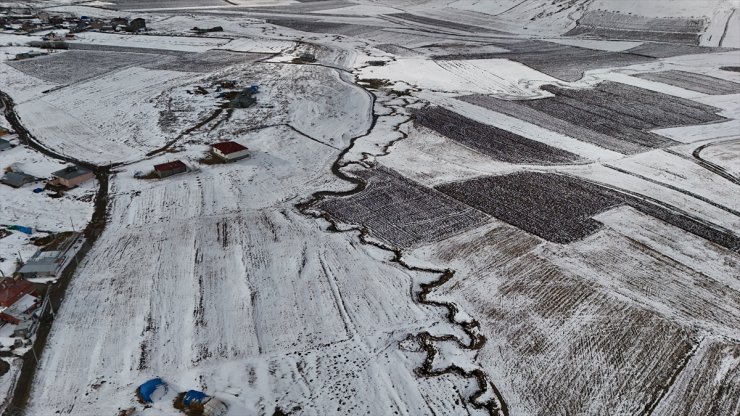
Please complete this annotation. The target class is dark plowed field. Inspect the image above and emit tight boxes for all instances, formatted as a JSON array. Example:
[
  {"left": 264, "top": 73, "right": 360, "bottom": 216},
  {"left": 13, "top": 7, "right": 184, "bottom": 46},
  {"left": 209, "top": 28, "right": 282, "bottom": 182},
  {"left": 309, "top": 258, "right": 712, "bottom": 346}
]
[
  {"left": 566, "top": 10, "right": 705, "bottom": 45},
  {"left": 434, "top": 40, "right": 654, "bottom": 81},
  {"left": 317, "top": 167, "right": 488, "bottom": 248},
  {"left": 626, "top": 43, "right": 728, "bottom": 58},
  {"left": 110, "top": 0, "right": 225, "bottom": 10},
  {"left": 634, "top": 70, "right": 740, "bottom": 95},
  {"left": 68, "top": 43, "right": 191, "bottom": 56},
  {"left": 460, "top": 82, "right": 725, "bottom": 154},
  {"left": 436, "top": 172, "right": 740, "bottom": 250},
  {"left": 436, "top": 173, "right": 621, "bottom": 243},
  {"left": 386, "top": 13, "right": 499, "bottom": 33},
  {"left": 143, "top": 50, "right": 271, "bottom": 72},
  {"left": 7, "top": 50, "right": 159, "bottom": 84},
  {"left": 413, "top": 107, "right": 582, "bottom": 164},
  {"left": 267, "top": 19, "right": 380, "bottom": 36}
]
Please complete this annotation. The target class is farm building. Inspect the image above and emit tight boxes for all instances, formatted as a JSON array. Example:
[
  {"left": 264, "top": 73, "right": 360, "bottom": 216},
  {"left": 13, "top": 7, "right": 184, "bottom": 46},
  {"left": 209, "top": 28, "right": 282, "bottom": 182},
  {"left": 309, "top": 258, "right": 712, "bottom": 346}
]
[
  {"left": 1, "top": 171, "right": 35, "bottom": 188},
  {"left": 51, "top": 165, "right": 94, "bottom": 188},
  {"left": 0, "top": 278, "right": 35, "bottom": 309},
  {"left": 110, "top": 17, "right": 128, "bottom": 28},
  {"left": 211, "top": 141, "right": 249, "bottom": 162},
  {"left": 0, "top": 138, "right": 11, "bottom": 151},
  {"left": 129, "top": 18, "right": 146, "bottom": 32},
  {"left": 154, "top": 160, "right": 187, "bottom": 178},
  {"left": 17, "top": 233, "right": 83, "bottom": 279}
]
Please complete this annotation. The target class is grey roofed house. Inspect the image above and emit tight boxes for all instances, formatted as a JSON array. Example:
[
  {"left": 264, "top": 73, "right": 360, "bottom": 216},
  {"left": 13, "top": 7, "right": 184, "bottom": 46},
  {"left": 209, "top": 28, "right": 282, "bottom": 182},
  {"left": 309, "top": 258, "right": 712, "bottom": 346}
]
[
  {"left": 17, "top": 250, "right": 64, "bottom": 276},
  {"left": 1, "top": 171, "right": 35, "bottom": 188},
  {"left": 52, "top": 165, "right": 91, "bottom": 180},
  {"left": 51, "top": 165, "right": 94, "bottom": 188},
  {"left": 0, "top": 138, "right": 11, "bottom": 151}
]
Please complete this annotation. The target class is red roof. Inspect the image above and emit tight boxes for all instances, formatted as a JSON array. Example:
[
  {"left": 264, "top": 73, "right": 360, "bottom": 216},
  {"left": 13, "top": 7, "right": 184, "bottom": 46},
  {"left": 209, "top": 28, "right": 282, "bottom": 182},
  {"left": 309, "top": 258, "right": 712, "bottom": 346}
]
[
  {"left": 212, "top": 141, "right": 248, "bottom": 155},
  {"left": 0, "top": 278, "right": 35, "bottom": 308},
  {"left": 153, "top": 160, "right": 187, "bottom": 172}
]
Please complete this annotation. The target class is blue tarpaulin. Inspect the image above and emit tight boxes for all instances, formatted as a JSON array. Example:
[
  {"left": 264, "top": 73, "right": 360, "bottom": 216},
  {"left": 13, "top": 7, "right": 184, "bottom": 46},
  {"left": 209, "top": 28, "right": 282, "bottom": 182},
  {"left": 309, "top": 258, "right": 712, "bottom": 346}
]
[
  {"left": 33, "top": 188, "right": 43, "bottom": 193},
  {"left": 182, "top": 390, "right": 209, "bottom": 406},
  {"left": 8, "top": 225, "right": 33, "bottom": 235},
  {"left": 138, "top": 378, "right": 166, "bottom": 403}
]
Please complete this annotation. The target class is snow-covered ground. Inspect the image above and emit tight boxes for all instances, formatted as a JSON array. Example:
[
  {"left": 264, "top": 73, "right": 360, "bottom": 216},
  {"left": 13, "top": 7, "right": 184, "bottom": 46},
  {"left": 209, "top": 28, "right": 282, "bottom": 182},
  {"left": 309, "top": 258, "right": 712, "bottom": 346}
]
[{"left": 1, "top": 2, "right": 739, "bottom": 415}]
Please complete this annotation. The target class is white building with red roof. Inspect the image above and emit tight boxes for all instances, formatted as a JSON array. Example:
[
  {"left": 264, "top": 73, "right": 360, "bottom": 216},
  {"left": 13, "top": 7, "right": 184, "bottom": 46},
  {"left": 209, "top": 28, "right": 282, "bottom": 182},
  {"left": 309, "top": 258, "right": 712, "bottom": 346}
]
[{"left": 211, "top": 141, "right": 249, "bottom": 162}]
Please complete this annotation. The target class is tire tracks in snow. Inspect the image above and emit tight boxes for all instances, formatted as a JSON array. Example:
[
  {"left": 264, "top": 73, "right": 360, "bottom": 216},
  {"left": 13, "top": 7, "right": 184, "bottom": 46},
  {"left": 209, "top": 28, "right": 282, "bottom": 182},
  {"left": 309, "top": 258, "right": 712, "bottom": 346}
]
[{"left": 294, "top": 69, "right": 508, "bottom": 415}]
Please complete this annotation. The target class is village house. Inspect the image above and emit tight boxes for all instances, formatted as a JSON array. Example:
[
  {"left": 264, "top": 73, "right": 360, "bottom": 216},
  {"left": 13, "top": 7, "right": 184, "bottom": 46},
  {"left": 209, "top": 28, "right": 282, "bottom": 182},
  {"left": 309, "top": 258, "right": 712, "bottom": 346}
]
[
  {"left": 50, "top": 165, "right": 94, "bottom": 188},
  {"left": 17, "top": 232, "right": 83, "bottom": 279},
  {"left": 211, "top": 141, "right": 249, "bottom": 162},
  {"left": 0, "top": 278, "right": 37, "bottom": 325},
  {"left": 154, "top": 160, "right": 187, "bottom": 178},
  {"left": 1, "top": 171, "right": 35, "bottom": 188}
]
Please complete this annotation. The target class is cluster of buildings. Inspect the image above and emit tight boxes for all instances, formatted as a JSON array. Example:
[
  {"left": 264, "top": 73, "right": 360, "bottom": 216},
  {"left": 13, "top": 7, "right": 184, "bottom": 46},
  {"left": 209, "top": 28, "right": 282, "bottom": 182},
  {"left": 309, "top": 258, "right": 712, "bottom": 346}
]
[
  {"left": 148, "top": 141, "right": 249, "bottom": 179},
  {"left": 0, "top": 232, "right": 84, "bottom": 349},
  {"left": 1, "top": 8, "right": 146, "bottom": 34}
]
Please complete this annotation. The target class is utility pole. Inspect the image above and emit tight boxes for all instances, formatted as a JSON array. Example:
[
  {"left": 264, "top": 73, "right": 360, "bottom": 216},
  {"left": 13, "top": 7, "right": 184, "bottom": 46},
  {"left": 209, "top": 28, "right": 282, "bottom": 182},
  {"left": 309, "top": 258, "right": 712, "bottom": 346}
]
[{"left": 70, "top": 216, "right": 75, "bottom": 232}]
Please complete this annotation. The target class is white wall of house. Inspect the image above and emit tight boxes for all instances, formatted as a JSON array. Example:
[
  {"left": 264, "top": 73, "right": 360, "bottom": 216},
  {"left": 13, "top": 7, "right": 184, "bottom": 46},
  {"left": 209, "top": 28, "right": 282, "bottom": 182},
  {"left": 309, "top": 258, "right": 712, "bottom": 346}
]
[{"left": 213, "top": 148, "right": 249, "bottom": 161}]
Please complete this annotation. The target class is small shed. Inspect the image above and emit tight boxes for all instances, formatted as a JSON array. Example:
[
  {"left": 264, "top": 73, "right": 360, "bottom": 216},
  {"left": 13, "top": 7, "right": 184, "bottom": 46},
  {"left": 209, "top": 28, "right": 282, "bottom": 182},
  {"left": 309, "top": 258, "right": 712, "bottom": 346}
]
[
  {"left": 211, "top": 141, "right": 249, "bottom": 162},
  {"left": 110, "top": 17, "right": 128, "bottom": 27},
  {"left": 129, "top": 18, "right": 146, "bottom": 32},
  {"left": 51, "top": 165, "right": 94, "bottom": 188},
  {"left": 153, "top": 160, "right": 187, "bottom": 178},
  {"left": 0, "top": 138, "right": 11, "bottom": 151},
  {"left": 1, "top": 171, "right": 35, "bottom": 188}
]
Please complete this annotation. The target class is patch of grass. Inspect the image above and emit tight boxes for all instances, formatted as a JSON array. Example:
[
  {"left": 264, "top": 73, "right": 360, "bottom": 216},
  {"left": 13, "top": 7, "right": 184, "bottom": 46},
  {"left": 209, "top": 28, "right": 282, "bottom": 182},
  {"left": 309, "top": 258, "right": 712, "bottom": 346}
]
[
  {"left": 391, "top": 88, "right": 412, "bottom": 97},
  {"left": 358, "top": 78, "right": 391, "bottom": 89}
]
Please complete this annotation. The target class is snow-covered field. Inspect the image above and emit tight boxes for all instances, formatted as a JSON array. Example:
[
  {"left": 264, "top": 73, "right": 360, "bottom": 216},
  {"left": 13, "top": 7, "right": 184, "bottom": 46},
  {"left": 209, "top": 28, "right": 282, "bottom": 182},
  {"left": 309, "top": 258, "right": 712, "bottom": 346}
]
[{"left": 1, "top": 1, "right": 739, "bottom": 415}]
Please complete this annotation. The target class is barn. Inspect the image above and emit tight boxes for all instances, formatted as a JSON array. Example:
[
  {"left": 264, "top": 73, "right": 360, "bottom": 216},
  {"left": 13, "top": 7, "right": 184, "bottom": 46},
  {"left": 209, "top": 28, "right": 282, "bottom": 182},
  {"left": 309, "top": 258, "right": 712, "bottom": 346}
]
[
  {"left": 211, "top": 141, "right": 249, "bottom": 162},
  {"left": 153, "top": 160, "right": 187, "bottom": 178}
]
